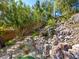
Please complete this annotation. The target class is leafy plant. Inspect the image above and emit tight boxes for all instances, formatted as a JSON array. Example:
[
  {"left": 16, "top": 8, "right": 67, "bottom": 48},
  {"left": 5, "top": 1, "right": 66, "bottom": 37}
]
[
  {"left": 32, "top": 31, "right": 39, "bottom": 37},
  {"left": 47, "top": 19, "right": 56, "bottom": 27},
  {"left": 5, "top": 40, "right": 15, "bottom": 46},
  {"left": 17, "top": 55, "right": 35, "bottom": 59}
]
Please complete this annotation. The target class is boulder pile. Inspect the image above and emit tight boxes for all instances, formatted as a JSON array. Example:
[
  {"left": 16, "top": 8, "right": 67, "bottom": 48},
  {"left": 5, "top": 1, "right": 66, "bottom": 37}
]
[
  {"left": 50, "top": 43, "right": 79, "bottom": 59},
  {"left": 55, "top": 13, "right": 79, "bottom": 44}
]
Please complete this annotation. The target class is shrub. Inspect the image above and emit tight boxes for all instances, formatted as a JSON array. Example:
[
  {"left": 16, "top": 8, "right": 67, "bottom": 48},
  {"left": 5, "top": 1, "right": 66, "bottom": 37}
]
[
  {"left": 47, "top": 19, "right": 56, "bottom": 27},
  {"left": 32, "top": 31, "right": 39, "bottom": 37},
  {"left": 5, "top": 40, "right": 15, "bottom": 46}
]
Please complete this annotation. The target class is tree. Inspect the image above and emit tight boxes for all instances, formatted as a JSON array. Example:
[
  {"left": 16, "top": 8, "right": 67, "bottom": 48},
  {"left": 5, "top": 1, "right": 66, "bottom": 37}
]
[
  {"left": 0, "top": 0, "right": 9, "bottom": 26},
  {"left": 54, "top": 0, "right": 78, "bottom": 19},
  {"left": 1, "top": 0, "right": 34, "bottom": 39},
  {"left": 0, "top": 0, "right": 56, "bottom": 39},
  {"left": 34, "top": 0, "right": 54, "bottom": 21}
]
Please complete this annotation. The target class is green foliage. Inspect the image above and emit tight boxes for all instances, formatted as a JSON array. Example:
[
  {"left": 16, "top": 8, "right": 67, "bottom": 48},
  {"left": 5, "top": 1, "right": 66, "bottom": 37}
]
[
  {"left": 17, "top": 55, "right": 35, "bottom": 59},
  {"left": 0, "top": 0, "right": 44, "bottom": 37},
  {"left": 0, "top": 31, "right": 5, "bottom": 35},
  {"left": 1, "top": 0, "right": 76, "bottom": 38},
  {"left": 54, "top": 0, "right": 78, "bottom": 22},
  {"left": 5, "top": 40, "right": 15, "bottom": 46},
  {"left": 32, "top": 31, "right": 39, "bottom": 37},
  {"left": 55, "top": 0, "right": 77, "bottom": 14},
  {"left": 47, "top": 19, "right": 56, "bottom": 27},
  {"left": 0, "top": 0, "right": 57, "bottom": 39}
]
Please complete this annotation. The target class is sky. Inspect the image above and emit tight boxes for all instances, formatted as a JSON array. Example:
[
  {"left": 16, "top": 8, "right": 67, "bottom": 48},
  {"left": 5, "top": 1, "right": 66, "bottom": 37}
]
[
  {"left": 22, "top": 0, "right": 36, "bottom": 7},
  {"left": 15, "top": 0, "right": 42, "bottom": 7}
]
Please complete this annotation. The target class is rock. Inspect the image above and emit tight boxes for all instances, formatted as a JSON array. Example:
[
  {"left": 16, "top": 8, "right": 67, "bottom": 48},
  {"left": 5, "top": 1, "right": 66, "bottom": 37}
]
[
  {"left": 68, "top": 44, "right": 79, "bottom": 59},
  {"left": 16, "top": 41, "right": 24, "bottom": 45},
  {"left": 55, "top": 14, "right": 79, "bottom": 43},
  {"left": 43, "top": 43, "right": 51, "bottom": 58},
  {"left": 7, "top": 49, "right": 15, "bottom": 54},
  {"left": 11, "top": 45, "right": 20, "bottom": 49},
  {"left": 70, "top": 13, "right": 79, "bottom": 23},
  {"left": 33, "top": 36, "right": 39, "bottom": 40},
  {"left": 65, "top": 36, "right": 71, "bottom": 40},
  {"left": 0, "top": 54, "right": 10, "bottom": 59},
  {"left": 50, "top": 43, "right": 73, "bottom": 59},
  {"left": 40, "top": 26, "right": 54, "bottom": 39},
  {"left": 29, "top": 51, "right": 36, "bottom": 58},
  {"left": 72, "top": 44, "right": 79, "bottom": 49}
]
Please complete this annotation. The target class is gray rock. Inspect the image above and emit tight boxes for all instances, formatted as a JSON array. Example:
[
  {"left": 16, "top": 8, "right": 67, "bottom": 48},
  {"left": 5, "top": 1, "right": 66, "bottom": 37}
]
[
  {"left": 71, "top": 14, "right": 79, "bottom": 23},
  {"left": 0, "top": 55, "right": 10, "bottom": 59}
]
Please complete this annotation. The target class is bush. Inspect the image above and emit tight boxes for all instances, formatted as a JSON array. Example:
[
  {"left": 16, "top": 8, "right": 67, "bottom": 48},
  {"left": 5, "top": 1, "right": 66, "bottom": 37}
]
[
  {"left": 5, "top": 40, "right": 15, "bottom": 46},
  {"left": 32, "top": 30, "right": 39, "bottom": 37},
  {"left": 47, "top": 19, "right": 56, "bottom": 27}
]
